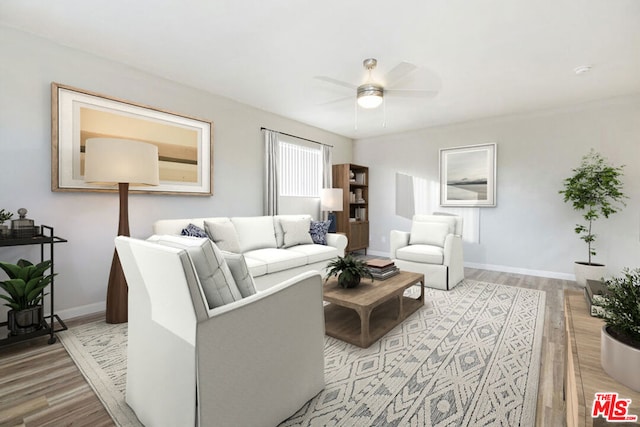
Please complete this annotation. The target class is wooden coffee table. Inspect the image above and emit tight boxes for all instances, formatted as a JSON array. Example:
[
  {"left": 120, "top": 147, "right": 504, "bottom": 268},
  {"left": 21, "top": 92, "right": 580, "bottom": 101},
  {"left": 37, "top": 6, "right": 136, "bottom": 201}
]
[{"left": 323, "top": 271, "right": 424, "bottom": 348}]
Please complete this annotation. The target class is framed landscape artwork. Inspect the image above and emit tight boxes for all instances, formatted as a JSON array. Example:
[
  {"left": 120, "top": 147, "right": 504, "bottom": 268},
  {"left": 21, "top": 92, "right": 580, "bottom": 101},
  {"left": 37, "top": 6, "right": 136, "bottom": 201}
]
[
  {"left": 439, "top": 143, "right": 496, "bottom": 207},
  {"left": 51, "top": 83, "right": 213, "bottom": 195}
]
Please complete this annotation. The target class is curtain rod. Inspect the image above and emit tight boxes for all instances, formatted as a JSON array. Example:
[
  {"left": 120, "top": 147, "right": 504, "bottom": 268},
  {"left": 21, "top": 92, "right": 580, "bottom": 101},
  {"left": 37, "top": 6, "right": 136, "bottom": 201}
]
[{"left": 260, "top": 127, "right": 333, "bottom": 147}]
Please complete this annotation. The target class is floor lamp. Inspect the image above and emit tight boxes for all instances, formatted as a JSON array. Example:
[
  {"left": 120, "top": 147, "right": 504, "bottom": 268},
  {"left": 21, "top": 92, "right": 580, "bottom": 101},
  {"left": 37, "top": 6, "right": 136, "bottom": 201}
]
[
  {"left": 321, "top": 188, "right": 343, "bottom": 233},
  {"left": 84, "top": 138, "right": 159, "bottom": 324}
]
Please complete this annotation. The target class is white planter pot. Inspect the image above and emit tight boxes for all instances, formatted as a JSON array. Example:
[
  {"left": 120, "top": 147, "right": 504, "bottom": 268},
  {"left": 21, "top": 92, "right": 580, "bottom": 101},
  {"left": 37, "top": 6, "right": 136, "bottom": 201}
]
[
  {"left": 574, "top": 262, "right": 606, "bottom": 287},
  {"left": 601, "top": 325, "right": 640, "bottom": 392}
]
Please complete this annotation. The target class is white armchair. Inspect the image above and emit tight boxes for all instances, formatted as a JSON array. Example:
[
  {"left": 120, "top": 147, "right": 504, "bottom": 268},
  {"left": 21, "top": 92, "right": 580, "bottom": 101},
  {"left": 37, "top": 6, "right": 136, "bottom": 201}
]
[
  {"left": 114, "top": 236, "right": 325, "bottom": 427},
  {"left": 390, "top": 214, "right": 464, "bottom": 290}
]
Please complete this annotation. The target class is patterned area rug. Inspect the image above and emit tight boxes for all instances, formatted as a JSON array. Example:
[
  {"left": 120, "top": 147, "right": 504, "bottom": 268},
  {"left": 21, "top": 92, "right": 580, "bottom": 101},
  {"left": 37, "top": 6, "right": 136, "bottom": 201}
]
[{"left": 59, "top": 279, "right": 545, "bottom": 427}]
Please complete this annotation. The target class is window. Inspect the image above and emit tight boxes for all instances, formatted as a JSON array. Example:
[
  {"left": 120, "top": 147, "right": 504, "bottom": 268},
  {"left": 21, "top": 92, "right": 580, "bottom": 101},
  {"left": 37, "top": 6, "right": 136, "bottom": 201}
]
[{"left": 279, "top": 141, "right": 322, "bottom": 197}]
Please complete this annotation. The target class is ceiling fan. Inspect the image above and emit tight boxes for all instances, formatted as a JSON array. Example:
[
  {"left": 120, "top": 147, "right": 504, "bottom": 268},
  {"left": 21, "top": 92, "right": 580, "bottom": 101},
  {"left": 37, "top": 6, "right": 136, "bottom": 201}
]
[{"left": 315, "top": 58, "right": 439, "bottom": 109}]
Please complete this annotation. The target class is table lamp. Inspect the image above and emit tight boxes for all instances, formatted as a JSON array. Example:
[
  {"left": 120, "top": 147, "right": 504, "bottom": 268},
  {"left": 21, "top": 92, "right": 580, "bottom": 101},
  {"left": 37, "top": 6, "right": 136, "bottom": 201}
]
[
  {"left": 84, "top": 138, "right": 159, "bottom": 324},
  {"left": 321, "top": 188, "right": 343, "bottom": 233}
]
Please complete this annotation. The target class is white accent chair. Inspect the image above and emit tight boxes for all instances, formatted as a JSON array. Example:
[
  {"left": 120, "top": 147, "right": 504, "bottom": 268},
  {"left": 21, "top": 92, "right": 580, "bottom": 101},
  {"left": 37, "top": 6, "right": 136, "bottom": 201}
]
[
  {"left": 390, "top": 214, "right": 464, "bottom": 290},
  {"left": 114, "top": 236, "right": 325, "bottom": 427}
]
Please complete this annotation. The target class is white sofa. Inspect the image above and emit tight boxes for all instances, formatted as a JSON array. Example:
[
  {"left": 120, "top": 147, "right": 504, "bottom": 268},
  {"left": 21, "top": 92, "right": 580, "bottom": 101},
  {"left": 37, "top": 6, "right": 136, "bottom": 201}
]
[
  {"left": 390, "top": 214, "right": 464, "bottom": 290},
  {"left": 154, "top": 215, "right": 347, "bottom": 291},
  {"left": 115, "top": 235, "right": 326, "bottom": 427}
]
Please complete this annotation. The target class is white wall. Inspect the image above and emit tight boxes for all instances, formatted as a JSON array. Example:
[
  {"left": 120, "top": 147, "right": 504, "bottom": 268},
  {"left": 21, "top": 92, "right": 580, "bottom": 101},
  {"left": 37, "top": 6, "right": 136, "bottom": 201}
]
[
  {"left": 0, "top": 27, "right": 352, "bottom": 318},
  {"left": 354, "top": 95, "right": 640, "bottom": 279}
]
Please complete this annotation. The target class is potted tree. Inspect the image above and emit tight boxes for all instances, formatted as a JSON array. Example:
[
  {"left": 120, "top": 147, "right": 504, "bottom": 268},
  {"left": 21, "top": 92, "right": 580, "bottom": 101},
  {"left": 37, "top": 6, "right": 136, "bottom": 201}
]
[
  {"left": 559, "top": 150, "right": 626, "bottom": 286},
  {"left": 0, "top": 209, "right": 12, "bottom": 238},
  {"left": 600, "top": 268, "right": 640, "bottom": 391},
  {"left": 0, "top": 259, "right": 54, "bottom": 335},
  {"left": 326, "top": 255, "right": 373, "bottom": 288}
]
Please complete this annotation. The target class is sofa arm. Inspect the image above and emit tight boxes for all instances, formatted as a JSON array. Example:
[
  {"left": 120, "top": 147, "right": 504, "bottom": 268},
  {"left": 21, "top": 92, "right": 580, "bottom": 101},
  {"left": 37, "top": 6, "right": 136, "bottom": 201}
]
[
  {"left": 196, "top": 271, "right": 325, "bottom": 427},
  {"left": 390, "top": 230, "right": 410, "bottom": 259},
  {"left": 326, "top": 232, "right": 347, "bottom": 257}
]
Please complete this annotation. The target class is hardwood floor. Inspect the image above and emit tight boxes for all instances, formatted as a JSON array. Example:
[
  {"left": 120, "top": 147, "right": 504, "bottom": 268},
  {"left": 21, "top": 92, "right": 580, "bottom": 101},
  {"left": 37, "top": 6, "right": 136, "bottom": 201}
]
[
  {"left": 0, "top": 313, "right": 114, "bottom": 427},
  {"left": 0, "top": 268, "right": 581, "bottom": 426}
]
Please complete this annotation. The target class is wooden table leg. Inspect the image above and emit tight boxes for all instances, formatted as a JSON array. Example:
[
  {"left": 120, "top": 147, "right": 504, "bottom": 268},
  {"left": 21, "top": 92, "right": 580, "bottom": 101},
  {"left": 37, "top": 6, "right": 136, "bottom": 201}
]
[{"left": 358, "top": 307, "right": 373, "bottom": 347}]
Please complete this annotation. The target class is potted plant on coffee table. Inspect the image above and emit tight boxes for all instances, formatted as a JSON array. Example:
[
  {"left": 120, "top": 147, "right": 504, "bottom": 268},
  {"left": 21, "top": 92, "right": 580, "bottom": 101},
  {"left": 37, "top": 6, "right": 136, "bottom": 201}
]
[
  {"left": 326, "top": 254, "right": 374, "bottom": 289},
  {"left": 0, "top": 259, "right": 54, "bottom": 335},
  {"left": 559, "top": 150, "right": 626, "bottom": 286},
  {"left": 599, "top": 268, "right": 640, "bottom": 391}
]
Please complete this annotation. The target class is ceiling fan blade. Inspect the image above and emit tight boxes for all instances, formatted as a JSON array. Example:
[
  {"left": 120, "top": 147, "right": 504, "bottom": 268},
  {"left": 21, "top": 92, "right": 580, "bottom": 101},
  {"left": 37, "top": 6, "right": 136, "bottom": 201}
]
[
  {"left": 385, "top": 89, "right": 438, "bottom": 98},
  {"left": 314, "top": 76, "right": 357, "bottom": 90},
  {"left": 383, "top": 62, "right": 418, "bottom": 86},
  {"left": 317, "top": 96, "right": 352, "bottom": 106}
]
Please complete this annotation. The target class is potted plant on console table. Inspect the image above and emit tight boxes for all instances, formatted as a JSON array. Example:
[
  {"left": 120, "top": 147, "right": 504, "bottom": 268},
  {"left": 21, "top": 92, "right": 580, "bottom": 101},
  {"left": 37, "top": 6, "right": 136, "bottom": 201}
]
[
  {"left": 0, "top": 259, "right": 54, "bottom": 335},
  {"left": 0, "top": 209, "right": 12, "bottom": 238},
  {"left": 325, "top": 255, "right": 373, "bottom": 289},
  {"left": 559, "top": 149, "right": 626, "bottom": 287},
  {"left": 600, "top": 268, "right": 640, "bottom": 392}
]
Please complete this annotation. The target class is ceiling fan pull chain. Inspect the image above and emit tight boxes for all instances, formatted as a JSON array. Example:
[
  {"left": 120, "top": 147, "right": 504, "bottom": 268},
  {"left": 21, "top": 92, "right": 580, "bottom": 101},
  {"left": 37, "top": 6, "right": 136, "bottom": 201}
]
[
  {"left": 382, "top": 97, "right": 387, "bottom": 128},
  {"left": 354, "top": 99, "right": 358, "bottom": 131}
]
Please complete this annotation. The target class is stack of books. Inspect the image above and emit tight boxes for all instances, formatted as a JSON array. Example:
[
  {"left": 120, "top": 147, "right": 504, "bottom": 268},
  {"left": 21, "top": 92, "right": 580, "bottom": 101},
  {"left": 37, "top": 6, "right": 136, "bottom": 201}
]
[
  {"left": 585, "top": 279, "right": 609, "bottom": 317},
  {"left": 366, "top": 259, "right": 400, "bottom": 280}
]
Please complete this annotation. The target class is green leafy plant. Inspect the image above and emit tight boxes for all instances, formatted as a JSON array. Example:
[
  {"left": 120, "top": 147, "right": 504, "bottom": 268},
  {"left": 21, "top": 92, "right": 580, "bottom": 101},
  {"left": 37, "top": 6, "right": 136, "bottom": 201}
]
[
  {"left": 600, "top": 268, "right": 640, "bottom": 349},
  {"left": 0, "top": 259, "right": 54, "bottom": 311},
  {"left": 325, "top": 255, "right": 373, "bottom": 288},
  {"left": 0, "top": 209, "right": 12, "bottom": 225},
  {"left": 559, "top": 150, "right": 626, "bottom": 265}
]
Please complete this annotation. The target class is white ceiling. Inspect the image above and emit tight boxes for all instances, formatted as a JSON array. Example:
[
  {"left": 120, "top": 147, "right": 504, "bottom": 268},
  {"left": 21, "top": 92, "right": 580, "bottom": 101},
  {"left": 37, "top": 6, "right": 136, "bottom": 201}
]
[{"left": 2, "top": 0, "right": 639, "bottom": 139}]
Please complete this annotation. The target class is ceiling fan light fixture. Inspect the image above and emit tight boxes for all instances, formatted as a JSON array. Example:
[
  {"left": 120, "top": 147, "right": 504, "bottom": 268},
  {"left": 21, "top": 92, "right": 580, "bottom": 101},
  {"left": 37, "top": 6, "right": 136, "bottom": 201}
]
[{"left": 357, "top": 84, "right": 384, "bottom": 109}]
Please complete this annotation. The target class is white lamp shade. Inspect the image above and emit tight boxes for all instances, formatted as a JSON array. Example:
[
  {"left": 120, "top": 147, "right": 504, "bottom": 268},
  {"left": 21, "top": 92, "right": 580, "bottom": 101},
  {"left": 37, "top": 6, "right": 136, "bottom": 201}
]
[
  {"left": 321, "top": 188, "right": 343, "bottom": 211},
  {"left": 84, "top": 138, "right": 159, "bottom": 186},
  {"left": 357, "top": 94, "right": 383, "bottom": 109}
]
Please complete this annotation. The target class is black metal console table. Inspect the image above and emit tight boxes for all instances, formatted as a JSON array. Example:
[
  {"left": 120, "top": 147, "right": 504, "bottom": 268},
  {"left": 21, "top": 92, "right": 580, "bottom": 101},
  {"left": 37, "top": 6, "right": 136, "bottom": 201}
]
[{"left": 0, "top": 225, "right": 68, "bottom": 346}]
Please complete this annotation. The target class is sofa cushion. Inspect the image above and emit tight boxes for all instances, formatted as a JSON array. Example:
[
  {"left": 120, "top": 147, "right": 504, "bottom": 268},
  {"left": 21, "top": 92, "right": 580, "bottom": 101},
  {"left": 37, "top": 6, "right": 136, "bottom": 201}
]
[
  {"left": 204, "top": 220, "right": 242, "bottom": 253},
  {"left": 243, "top": 256, "right": 268, "bottom": 278},
  {"left": 280, "top": 218, "right": 314, "bottom": 248},
  {"left": 409, "top": 221, "right": 450, "bottom": 247},
  {"left": 231, "top": 216, "right": 277, "bottom": 252},
  {"left": 221, "top": 251, "right": 257, "bottom": 298},
  {"left": 273, "top": 215, "right": 312, "bottom": 248},
  {"left": 309, "top": 220, "right": 331, "bottom": 245},
  {"left": 396, "top": 244, "right": 444, "bottom": 264},
  {"left": 287, "top": 244, "right": 338, "bottom": 264},
  {"left": 243, "top": 248, "right": 307, "bottom": 274},
  {"left": 147, "top": 235, "right": 243, "bottom": 308}
]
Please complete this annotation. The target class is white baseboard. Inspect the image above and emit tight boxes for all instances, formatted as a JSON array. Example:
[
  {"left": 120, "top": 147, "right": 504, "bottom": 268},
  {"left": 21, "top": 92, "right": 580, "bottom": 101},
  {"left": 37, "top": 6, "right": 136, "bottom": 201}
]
[
  {"left": 46, "top": 301, "right": 105, "bottom": 320},
  {"left": 42, "top": 261, "right": 574, "bottom": 321},
  {"left": 464, "top": 262, "right": 575, "bottom": 281},
  {"left": 362, "top": 250, "right": 576, "bottom": 281}
]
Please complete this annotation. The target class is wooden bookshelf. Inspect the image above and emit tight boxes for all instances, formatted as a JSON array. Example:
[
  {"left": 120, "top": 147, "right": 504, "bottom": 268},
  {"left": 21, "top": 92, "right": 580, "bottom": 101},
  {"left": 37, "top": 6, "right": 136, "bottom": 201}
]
[{"left": 332, "top": 163, "right": 369, "bottom": 253}]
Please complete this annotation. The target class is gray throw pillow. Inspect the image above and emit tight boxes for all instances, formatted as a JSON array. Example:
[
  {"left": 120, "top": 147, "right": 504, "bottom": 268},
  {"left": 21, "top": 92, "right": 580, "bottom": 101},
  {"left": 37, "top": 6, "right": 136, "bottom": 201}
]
[
  {"left": 204, "top": 220, "right": 242, "bottom": 253},
  {"left": 147, "top": 235, "right": 243, "bottom": 309},
  {"left": 222, "top": 251, "right": 257, "bottom": 298},
  {"left": 280, "top": 218, "right": 314, "bottom": 248}
]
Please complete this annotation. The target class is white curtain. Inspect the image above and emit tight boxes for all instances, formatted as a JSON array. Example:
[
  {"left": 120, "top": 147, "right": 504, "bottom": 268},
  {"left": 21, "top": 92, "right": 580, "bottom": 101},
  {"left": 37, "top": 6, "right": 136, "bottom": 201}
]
[
  {"left": 395, "top": 172, "right": 480, "bottom": 243},
  {"left": 322, "top": 145, "right": 332, "bottom": 189},
  {"left": 322, "top": 145, "right": 333, "bottom": 220},
  {"left": 264, "top": 130, "right": 279, "bottom": 215}
]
